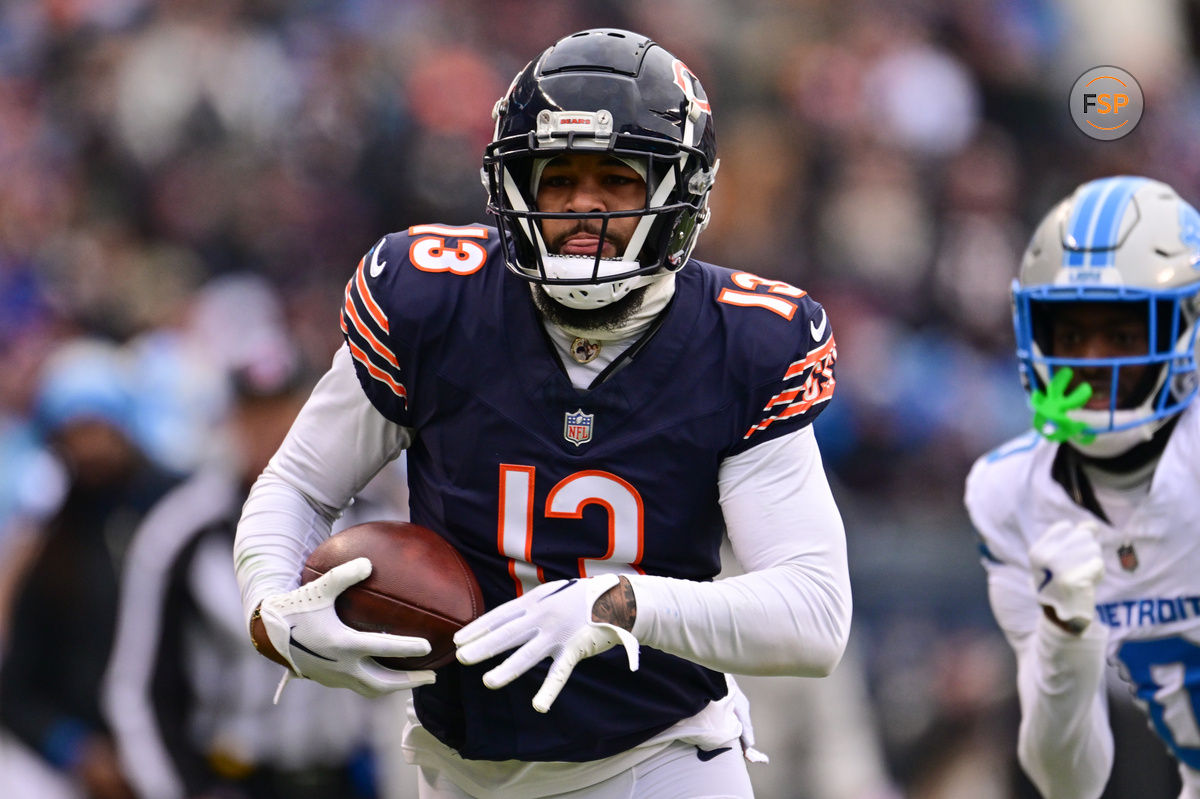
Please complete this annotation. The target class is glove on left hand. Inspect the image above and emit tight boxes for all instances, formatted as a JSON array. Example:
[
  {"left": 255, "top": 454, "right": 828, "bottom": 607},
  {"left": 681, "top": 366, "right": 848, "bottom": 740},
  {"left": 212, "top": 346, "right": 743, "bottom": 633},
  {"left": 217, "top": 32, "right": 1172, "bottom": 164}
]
[
  {"left": 455, "top": 574, "right": 639, "bottom": 713},
  {"left": 1029, "top": 520, "right": 1105, "bottom": 633}
]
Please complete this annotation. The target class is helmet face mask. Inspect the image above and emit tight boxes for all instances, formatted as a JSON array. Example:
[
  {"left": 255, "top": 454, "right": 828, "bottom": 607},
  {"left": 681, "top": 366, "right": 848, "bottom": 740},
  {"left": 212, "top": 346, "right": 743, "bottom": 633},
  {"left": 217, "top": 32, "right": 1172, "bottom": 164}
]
[
  {"left": 483, "top": 29, "right": 718, "bottom": 309},
  {"left": 1013, "top": 176, "right": 1200, "bottom": 455}
]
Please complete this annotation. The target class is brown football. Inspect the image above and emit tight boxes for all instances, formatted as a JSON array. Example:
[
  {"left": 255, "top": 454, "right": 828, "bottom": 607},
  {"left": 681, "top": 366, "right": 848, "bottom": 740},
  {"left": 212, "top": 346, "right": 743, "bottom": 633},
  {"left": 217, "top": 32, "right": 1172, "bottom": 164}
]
[{"left": 301, "top": 521, "right": 484, "bottom": 670}]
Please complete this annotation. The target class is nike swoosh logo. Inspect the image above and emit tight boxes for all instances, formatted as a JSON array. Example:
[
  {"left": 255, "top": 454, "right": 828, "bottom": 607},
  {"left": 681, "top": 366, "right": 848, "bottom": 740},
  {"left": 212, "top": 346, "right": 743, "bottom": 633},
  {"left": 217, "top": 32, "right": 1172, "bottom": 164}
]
[
  {"left": 541, "top": 579, "right": 578, "bottom": 601},
  {"left": 809, "top": 309, "right": 827, "bottom": 341},
  {"left": 368, "top": 243, "right": 387, "bottom": 278},
  {"left": 1038, "top": 568, "right": 1053, "bottom": 592},
  {"left": 696, "top": 746, "right": 731, "bottom": 762},
  {"left": 290, "top": 628, "right": 335, "bottom": 662}
]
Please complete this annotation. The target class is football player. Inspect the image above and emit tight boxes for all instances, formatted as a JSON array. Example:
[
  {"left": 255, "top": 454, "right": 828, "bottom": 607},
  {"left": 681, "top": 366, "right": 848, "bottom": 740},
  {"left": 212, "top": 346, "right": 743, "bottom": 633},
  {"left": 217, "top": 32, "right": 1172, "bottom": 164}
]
[
  {"left": 235, "top": 28, "right": 851, "bottom": 797},
  {"left": 966, "top": 176, "right": 1200, "bottom": 798}
]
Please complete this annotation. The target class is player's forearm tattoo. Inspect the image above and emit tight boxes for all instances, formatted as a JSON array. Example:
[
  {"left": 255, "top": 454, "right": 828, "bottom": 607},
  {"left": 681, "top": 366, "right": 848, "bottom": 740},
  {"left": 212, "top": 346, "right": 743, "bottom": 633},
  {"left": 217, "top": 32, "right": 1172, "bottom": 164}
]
[{"left": 592, "top": 575, "right": 637, "bottom": 631}]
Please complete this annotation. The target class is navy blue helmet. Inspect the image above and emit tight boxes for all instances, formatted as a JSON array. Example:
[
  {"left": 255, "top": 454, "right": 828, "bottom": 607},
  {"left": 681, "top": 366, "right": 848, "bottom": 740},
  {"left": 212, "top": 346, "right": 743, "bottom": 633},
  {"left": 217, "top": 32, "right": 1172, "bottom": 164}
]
[{"left": 483, "top": 29, "right": 718, "bottom": 308}]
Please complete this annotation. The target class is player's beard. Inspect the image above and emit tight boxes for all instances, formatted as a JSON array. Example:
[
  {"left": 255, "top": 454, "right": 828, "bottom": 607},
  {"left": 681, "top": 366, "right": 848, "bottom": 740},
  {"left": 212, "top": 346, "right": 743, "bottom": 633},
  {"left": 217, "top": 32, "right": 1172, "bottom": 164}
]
[{"left": 530, "top": 282, "right": 651, "bottom": 338}]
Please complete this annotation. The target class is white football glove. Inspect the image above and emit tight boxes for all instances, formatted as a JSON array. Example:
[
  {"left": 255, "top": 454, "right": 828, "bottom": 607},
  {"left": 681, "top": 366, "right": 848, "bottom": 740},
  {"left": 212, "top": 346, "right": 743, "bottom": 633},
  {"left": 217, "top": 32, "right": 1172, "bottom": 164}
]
[
  {"left": 726, "top": 675, "right": 769, "bottom": 763},
  {"left": 454, "top": 574, "right": 639, "bottom": 713},
  {"left": 257, "top": 557, "right": 436, "bottom": 698},
  {"left": 1028, "top": 520, "right": 1105, "bottom": 633}
]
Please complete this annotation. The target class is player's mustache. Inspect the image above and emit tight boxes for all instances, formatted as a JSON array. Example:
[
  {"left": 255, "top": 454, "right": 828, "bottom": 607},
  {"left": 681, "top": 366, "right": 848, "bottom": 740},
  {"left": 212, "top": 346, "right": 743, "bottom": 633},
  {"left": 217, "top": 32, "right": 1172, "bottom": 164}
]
[{"left": 548, "top": 222, "right": 622, "bottom": 252}]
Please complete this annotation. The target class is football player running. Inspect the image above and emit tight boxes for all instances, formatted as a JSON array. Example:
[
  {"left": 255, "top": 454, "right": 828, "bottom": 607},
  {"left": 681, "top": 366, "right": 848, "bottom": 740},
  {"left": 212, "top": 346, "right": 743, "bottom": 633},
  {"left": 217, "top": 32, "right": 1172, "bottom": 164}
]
[
  {"left": 966, "top": 176, "right": 1200, "bottom": 798},
  {"left": 234, "top": 28, "right": 851, "bottom": 798}
]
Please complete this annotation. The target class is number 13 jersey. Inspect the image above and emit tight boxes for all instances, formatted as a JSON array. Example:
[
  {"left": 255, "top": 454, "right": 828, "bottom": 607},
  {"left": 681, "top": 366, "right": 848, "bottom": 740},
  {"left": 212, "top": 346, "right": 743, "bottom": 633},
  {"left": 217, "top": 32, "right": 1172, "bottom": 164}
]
[{"left": 340, "top": 224, "right": 836, "bottom": 762}]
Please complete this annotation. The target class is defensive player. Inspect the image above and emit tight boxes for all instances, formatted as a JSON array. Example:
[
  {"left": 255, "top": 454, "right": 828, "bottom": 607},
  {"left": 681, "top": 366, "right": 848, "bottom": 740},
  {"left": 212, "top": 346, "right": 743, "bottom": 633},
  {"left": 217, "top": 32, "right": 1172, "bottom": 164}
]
[
  {"left": 235, "top": 28, "right": 851, "bottom": 797},
  {"left": 966, "top": 176, "right": 1200, "bottom": 798}
]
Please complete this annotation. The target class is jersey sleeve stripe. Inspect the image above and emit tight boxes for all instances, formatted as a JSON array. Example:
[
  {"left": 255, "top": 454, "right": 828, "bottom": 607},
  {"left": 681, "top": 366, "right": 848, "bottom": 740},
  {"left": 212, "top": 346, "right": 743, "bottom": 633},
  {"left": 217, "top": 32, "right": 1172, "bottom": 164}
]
[
  {"left": 783, "top": 337, "right": 835, "bottom": 380},
  {"left": 780, "top": 379, "right": 835, "bottom": 418},
  {"left": 743, "top": 380, "right": 834, "bottom": 438},
  {"left": 344, "top": 337, "right": 408, "bottom": 402},
  {"left": 743, "top": 335, "right": 837, "bottom": 440},
  {"left": 342, "top": 284, "right": 401, "bottom": 371},
  {"left": 764, "top": 387, "right": 801, "bottom": 409},
  {"left": 353, "top": 260, "right": 390, "bottom": 334},
  {"left": 340, "top": 270, "right": 406, "bottom": 397}
]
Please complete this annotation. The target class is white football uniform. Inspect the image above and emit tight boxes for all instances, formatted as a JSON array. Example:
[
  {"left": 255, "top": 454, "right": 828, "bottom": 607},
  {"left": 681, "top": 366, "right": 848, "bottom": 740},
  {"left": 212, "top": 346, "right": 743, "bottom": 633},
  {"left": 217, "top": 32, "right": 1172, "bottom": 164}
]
[{"left": 966, "top": 401, "right": 1200, "bottom": 799}]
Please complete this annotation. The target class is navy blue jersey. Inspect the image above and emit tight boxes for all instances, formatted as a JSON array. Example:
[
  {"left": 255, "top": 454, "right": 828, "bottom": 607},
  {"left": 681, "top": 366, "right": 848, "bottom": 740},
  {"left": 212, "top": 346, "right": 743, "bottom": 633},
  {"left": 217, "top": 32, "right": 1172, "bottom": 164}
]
[{"left": 341, "top": 224, "right": 836, "bottom": 761}]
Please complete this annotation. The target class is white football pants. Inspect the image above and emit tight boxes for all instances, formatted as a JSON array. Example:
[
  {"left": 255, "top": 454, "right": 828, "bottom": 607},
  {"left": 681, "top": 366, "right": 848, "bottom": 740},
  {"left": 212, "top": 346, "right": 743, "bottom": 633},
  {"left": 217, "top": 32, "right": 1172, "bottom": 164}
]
[{"left": 417, "top": 739, "right": 754, "bottom": 798}]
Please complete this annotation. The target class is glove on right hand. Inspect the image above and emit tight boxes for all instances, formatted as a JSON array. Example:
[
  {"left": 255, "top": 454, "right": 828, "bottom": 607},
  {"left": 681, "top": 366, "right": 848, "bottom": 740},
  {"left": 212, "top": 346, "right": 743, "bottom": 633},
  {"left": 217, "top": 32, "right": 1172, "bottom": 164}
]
[
  {"left": 258, "top": 557, "right": 436, "bottom": 697},
  {"left": 1028, "top": 520, "right": 1105, "bottom": 634}
]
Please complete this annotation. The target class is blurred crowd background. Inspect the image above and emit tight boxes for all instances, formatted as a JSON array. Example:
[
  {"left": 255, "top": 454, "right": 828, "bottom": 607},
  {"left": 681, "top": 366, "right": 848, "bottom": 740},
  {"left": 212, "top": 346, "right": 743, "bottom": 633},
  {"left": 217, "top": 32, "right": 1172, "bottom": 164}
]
[{"left": 2, "top": 0, "right": 1199, "bottom": 797}]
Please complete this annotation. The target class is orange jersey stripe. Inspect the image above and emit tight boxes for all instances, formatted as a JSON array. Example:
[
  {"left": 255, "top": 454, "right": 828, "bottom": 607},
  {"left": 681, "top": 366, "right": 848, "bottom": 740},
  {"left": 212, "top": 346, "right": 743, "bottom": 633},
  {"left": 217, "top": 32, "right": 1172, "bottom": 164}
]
[
  {"left": 764, "top": 387, "right": 802, "bottom": 409},
  {"left": 742, "top": 382, "right": 834, "bottom": 439},
  {"left": 343, "top": 290, "right": 400, "bottom": 370},
  {"left": 783, "top": 336, "right": 836, "bottom": 380},
  {"left": 354, "top": 262, "right": 389, "bottom": 333},
  {"left": 745, "top": 347, "right": 837, "bottom": 439},
  {"left": 346, "top": 340, "right": 407, "bottom": 401},
  {"left": 779, "top": 378, "right": 835, "bottom": 418}
]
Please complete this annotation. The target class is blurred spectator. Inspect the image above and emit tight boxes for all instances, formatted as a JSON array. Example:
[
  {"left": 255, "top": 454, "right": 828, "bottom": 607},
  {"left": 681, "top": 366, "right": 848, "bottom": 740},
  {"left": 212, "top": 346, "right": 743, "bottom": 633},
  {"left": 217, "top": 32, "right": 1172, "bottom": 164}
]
[
  {"left": 815, "top": 145, "right": 935, "bottom": 315},
  {"left": 930, "top": 126, "right": 1026, "bottom": 349},
  {"left": 860, "top": 23, "right": 981, "bottom": 158},
  {"left": 102, "top": 315, "right": 383, "bottom": 799},
  {"left": 0, "top": 267, "right": 66, "bottom": 645},
  {"left": 122, "top": 273, "right": 296, "bottom": 474},
  {"left": 0, "top": 338, "right": 179, "bottom": 799}
]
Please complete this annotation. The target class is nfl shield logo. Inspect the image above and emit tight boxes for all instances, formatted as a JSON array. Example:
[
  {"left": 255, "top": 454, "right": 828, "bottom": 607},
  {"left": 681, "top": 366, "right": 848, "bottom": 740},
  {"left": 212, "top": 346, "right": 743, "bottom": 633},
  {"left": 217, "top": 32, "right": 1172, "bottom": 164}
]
[
  {"left": 564, "top": 409, "right": 594, "bottom": 446},
  {"left": 1118, "top": 543, "right": 1138, "bottom": 572}
]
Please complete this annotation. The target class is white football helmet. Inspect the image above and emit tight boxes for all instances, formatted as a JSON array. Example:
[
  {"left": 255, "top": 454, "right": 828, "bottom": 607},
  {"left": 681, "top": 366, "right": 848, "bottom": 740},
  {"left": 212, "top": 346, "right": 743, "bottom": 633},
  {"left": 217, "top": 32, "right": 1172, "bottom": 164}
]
[{"left": 1013, "top": 176, "right": 1200, "bottom": 456}]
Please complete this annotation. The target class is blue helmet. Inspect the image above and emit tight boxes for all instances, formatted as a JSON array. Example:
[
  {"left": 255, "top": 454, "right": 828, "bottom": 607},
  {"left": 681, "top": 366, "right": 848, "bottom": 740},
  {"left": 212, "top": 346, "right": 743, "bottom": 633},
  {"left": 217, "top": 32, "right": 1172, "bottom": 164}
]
[{"left": 1013, "top": 176, "right": 1200, "bottom": 455}]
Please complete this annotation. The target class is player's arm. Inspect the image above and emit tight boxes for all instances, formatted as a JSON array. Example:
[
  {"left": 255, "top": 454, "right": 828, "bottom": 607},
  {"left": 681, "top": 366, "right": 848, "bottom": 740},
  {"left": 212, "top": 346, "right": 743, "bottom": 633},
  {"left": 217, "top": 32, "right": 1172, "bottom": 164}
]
[
  {"left": 966, "top": 459, "right": 1111, "bottom": 799},
  {"left": 618, "top": 296, "right": 849, "bottom": 674},
  {"left": 625, "top": 424, "right": 851, "bottom": 675},
  {"left": 233, "top": 347, "right": 433, "bottom": 697},
  {"left": 987, "top": 555, "right": 1111, "bottom": 799}
]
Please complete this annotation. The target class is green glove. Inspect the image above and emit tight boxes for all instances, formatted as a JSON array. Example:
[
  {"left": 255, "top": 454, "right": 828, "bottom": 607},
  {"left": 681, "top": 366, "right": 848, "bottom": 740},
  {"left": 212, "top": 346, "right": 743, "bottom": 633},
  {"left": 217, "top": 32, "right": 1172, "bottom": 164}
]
[{"left": 1031, "top": 367, "right": 1095, "bottom": 444}]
